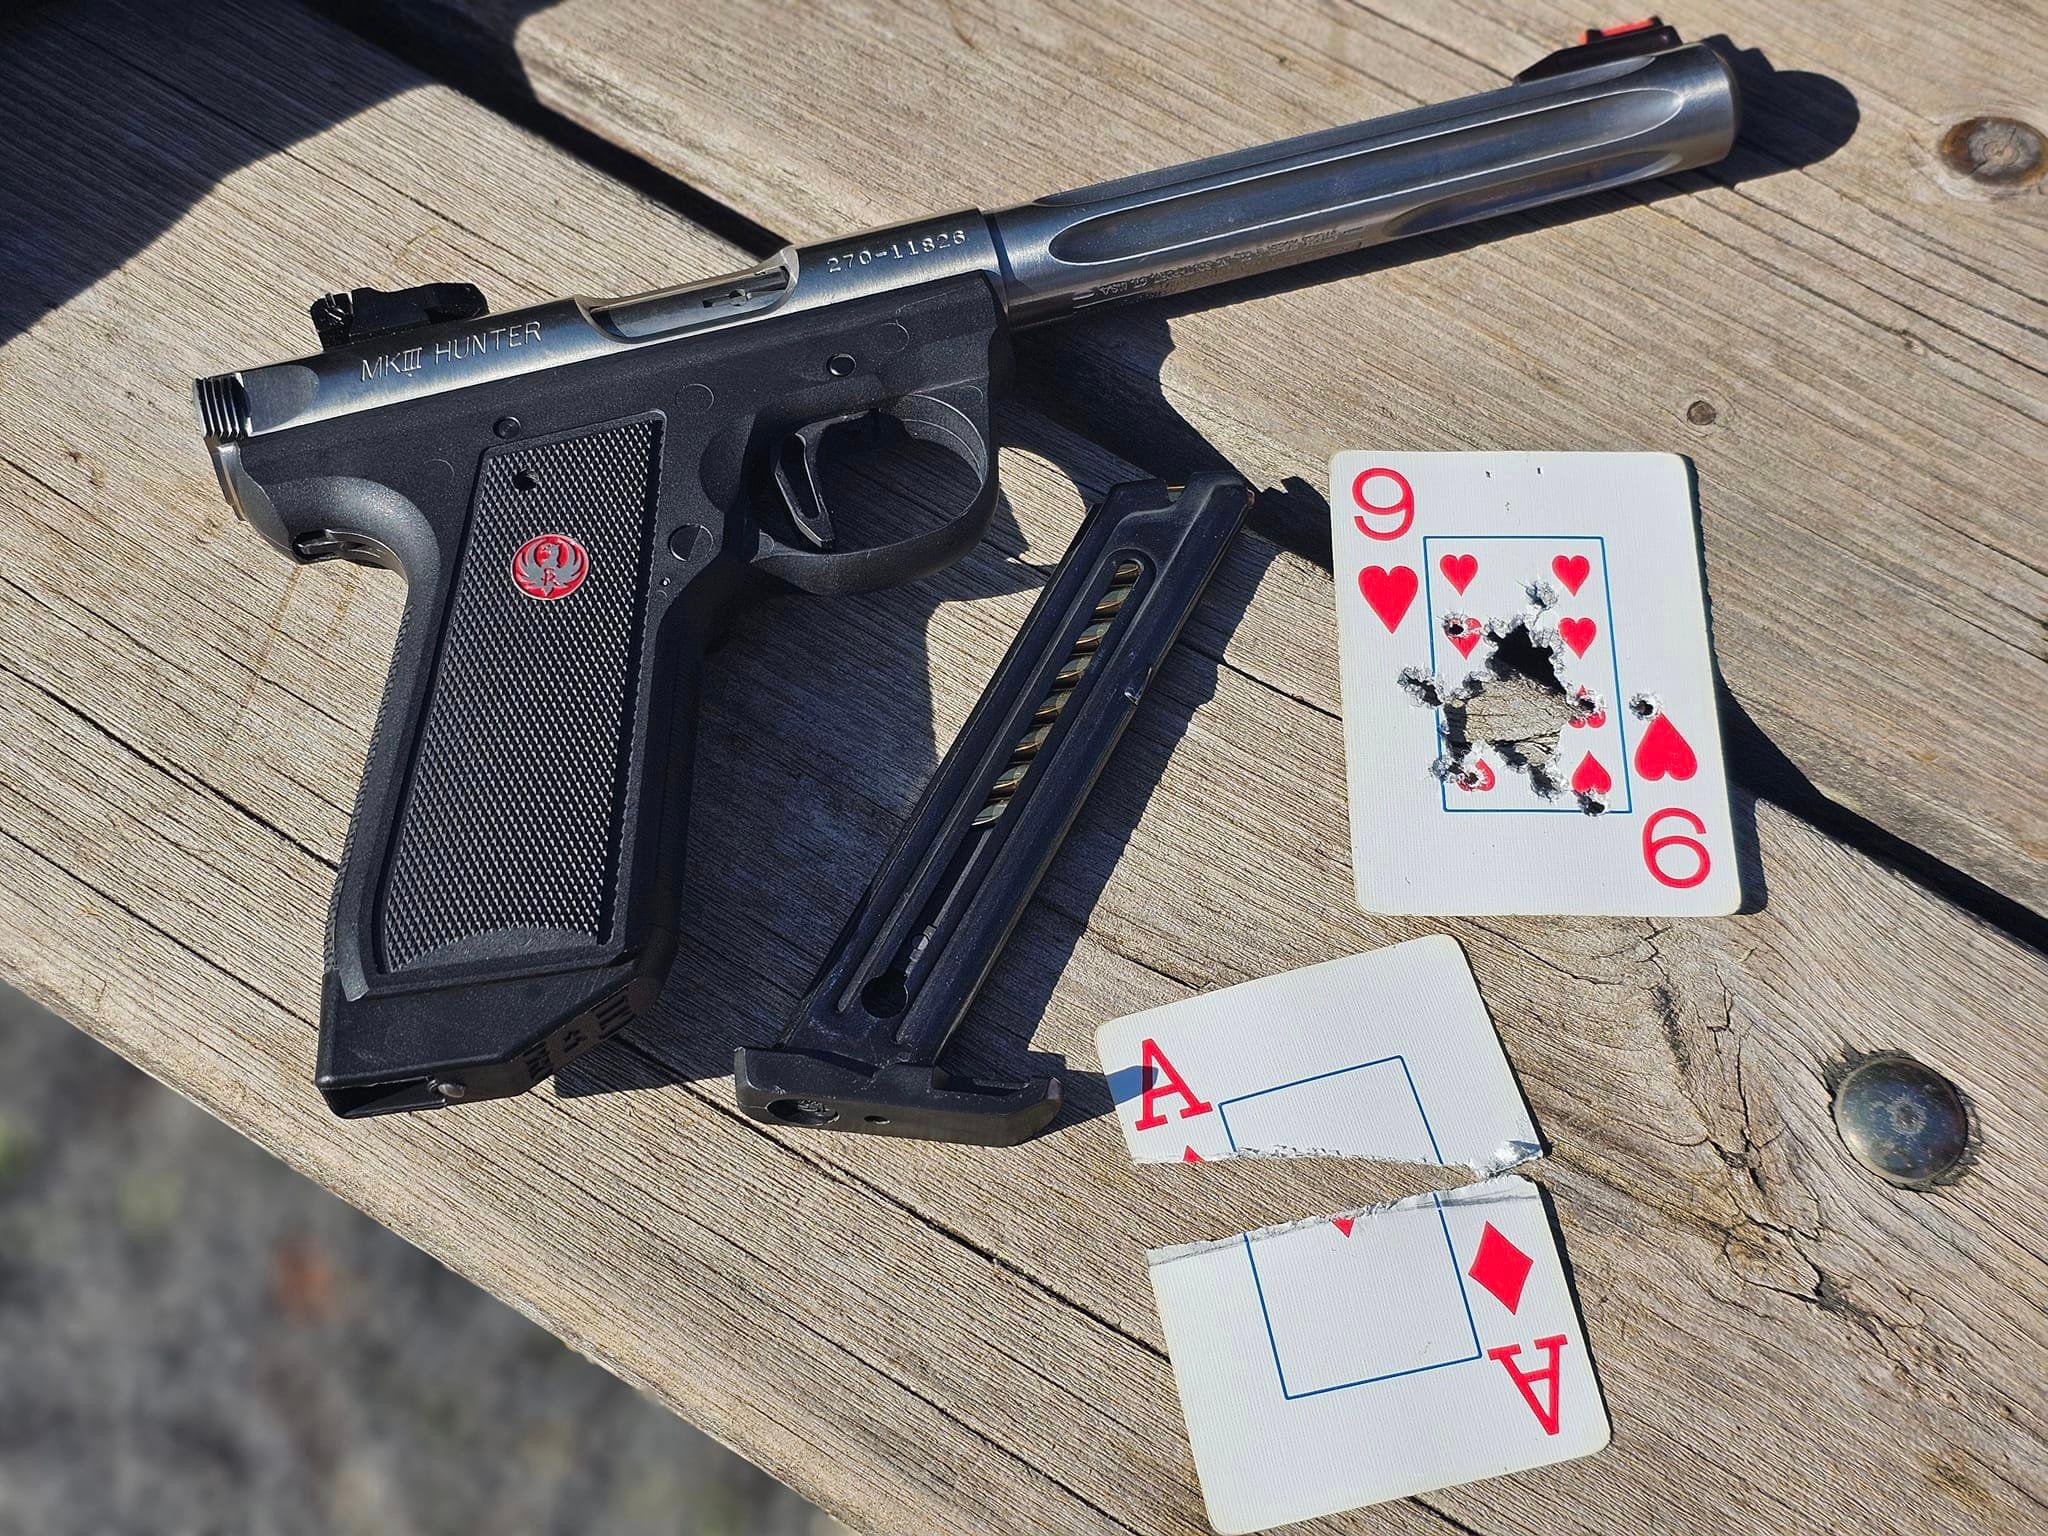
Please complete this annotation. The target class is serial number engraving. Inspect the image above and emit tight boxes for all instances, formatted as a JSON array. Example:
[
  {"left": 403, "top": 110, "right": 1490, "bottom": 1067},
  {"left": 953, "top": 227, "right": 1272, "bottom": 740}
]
[
  {"left": 823, "top": 227, "right": 970, "bottom": 273},
  {"left": 360, "top": 319, "right": 546, "bottom": 382}
]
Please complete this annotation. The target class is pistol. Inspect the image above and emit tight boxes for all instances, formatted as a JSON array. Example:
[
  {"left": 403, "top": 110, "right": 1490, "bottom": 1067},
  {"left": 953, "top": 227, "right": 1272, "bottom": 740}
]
[{"left": 194, "top": 23, "right": 1737, "bottom": 1117}]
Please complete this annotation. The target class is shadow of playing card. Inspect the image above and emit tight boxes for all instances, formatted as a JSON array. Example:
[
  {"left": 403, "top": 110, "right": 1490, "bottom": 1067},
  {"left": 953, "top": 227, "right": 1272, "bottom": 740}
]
[{"left": 1679, "top": 458, "right": 1771, "bottom": 913}]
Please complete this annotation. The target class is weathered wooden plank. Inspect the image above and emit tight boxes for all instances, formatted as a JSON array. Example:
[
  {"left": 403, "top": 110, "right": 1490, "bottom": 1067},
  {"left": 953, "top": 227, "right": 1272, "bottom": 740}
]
[
  {"left": 3, "top": 4, "right": 2046, "bottom": 1535},
  {"left": 356, "top": 0, "right": 2048, "bottom": 912}
]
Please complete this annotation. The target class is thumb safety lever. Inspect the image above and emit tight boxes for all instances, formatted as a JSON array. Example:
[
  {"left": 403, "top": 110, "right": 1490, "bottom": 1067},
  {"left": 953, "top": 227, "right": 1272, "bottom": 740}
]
[{"left": 735, "top": 473, "right": 1254, "bottom": 1144}]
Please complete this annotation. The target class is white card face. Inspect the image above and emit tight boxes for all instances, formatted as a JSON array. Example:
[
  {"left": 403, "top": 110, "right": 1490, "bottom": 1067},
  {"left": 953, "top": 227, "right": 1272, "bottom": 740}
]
[
  {"left": 1149, "top": 1176, "right": 1609, "bottom": 1533},
  {"left": 1095, "top": 936, "right": 1539, "bottom": 1170},
  {"left": 1329, "top": 452, "right": 1739, "bottom": 915}
]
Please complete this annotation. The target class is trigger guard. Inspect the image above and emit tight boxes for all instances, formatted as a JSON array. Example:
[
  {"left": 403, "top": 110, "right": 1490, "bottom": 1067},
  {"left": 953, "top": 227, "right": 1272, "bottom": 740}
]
[{"left": 754, "top": 388, "right": 996, "bottom": 597}]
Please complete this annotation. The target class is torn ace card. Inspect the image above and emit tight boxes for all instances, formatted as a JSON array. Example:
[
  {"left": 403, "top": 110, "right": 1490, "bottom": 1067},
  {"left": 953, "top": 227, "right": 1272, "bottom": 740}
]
[
  {"left": 1096, "top": 937, "right": 1539, "bottom": 1171},
  {"left": 1149, "top": 1176, "right": 1609, "bottom": 1533},
  {"left": 1330, "top": 452, "right": 1740, "bottom": 915}
]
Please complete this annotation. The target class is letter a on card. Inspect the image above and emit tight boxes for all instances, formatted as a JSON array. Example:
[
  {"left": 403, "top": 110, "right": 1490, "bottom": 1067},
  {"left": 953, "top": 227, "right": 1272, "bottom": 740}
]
[
  {"left": 1133, "top": 1039, "right": 1212, "bottom": 1131},
  {"left": 1488, "top": 1336, "right": 1568, "bottom": 1435}
]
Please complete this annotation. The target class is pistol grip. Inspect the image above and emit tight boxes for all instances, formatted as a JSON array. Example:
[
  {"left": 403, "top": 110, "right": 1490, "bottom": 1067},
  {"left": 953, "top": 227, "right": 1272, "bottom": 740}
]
[{"left": 262, "top": 416, "right": 703, "bottom": 1115}]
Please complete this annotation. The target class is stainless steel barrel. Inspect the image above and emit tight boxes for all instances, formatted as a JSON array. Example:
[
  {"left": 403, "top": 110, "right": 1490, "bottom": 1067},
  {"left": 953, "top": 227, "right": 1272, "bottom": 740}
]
[{"left": 987, "top": 42, "right": 1739, "bottom": 324}]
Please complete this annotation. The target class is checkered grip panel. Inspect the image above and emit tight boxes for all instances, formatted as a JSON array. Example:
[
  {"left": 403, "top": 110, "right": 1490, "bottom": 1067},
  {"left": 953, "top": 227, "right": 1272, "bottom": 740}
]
[{"left": 380, "top": 417, "right": 660, "bottom": 971}]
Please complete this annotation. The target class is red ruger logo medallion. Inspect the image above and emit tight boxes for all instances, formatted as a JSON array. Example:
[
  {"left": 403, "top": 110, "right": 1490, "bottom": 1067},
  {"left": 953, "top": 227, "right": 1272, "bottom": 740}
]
[{"left": 511, "top": 533, "right": 589, "bottom": 600}]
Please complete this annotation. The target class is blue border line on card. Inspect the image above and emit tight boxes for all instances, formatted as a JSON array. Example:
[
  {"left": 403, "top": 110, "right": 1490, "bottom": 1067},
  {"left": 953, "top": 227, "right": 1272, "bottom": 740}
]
[
  {"left": 1232, "top": 1064, "right": 1483, "bottom": 1400},
  {"left": 1216, "top": 1055, "right": 1441, "bottom": 1162},
  {"left": 1421, "top": 534, "right": 1634, "bottom": 815}
]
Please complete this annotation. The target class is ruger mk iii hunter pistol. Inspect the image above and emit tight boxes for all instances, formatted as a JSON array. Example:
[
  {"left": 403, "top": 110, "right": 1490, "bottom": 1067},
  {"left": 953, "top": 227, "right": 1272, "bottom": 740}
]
[{"left": 194, "top": 23, "right": 1737, "bottom": 1119}]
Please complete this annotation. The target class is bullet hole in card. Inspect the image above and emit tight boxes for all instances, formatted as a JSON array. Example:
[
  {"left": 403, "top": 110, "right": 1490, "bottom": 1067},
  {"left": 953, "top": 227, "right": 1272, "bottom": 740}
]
[{"left": 1400, "top": 609, "right": 1608, "bottom": 814}]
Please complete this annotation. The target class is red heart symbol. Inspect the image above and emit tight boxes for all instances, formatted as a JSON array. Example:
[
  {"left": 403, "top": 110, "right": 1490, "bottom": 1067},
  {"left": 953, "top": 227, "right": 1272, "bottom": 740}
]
[
  {"left": 1182, "top": 1146, "right": 1203, "bottom": 1163},
  {"left": 1439, "top": 552, "right": 1478, "bottom": 593},
  {"left": 1558, "top": 616, "right": 1597, "bottom": 657},
  {"left": 1358, "top": 565, "right": 1418, "bottom": 633},
  {"left": 1571, "top": 752, "right": 1612, "bottom": 796},
  {"left": 1332, "top": 1217, "right": 1355, "bottom": 1237},
  {"left": 1633, "top": 712, "right": 1698, "bottom": 781},
  {"left": 1583, "top": 709, "right": 1607, "bottom": 729},
  {"left": 1447, "top": 617, "right": 1482, "bottom": 658},
  {"left": 1456, "top": 758, "right": 1496, "bottom": 792},
  {"left": 1552, "top": 554, "right": 1591, "bottom": 595}
]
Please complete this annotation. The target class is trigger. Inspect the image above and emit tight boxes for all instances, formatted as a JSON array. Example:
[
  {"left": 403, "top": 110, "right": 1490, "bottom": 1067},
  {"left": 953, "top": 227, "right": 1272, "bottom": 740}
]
[{"left": 771, "top": 419, "right": 839, "bottom": 551}]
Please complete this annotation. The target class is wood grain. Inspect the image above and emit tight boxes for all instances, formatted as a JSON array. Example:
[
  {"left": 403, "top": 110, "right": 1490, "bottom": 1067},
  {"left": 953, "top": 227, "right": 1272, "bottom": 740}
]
[
  {"left": 359, "top": 0, "right": 2048, "bottom": 911},
  {"left": 2, "top": 4, "right": 2045, "bottom": 1535}
]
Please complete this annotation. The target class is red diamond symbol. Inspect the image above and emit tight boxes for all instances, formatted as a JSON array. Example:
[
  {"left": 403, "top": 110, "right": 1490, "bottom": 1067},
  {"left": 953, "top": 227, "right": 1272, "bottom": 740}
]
[{"left": 1467, "top": 1222, "right": 1533, "bottom": 1313}]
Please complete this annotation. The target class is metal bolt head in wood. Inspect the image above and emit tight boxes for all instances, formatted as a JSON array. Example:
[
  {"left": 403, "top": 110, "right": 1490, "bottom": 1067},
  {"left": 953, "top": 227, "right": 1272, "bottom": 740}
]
[{"left": 1832, "top": 1053, "right": 1970, "bottom": 1188}]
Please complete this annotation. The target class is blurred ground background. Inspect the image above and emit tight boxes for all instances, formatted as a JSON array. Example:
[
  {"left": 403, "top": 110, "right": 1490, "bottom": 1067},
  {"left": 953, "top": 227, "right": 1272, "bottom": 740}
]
[{"left": 0, "top": 985, "right": 845, "bottom": 1536}]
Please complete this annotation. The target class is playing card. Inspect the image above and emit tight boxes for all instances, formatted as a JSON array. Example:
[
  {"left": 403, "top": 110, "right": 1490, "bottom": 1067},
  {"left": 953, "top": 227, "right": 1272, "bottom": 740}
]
[
  {"left": 1330, "top": 452, "right": 1739, "bottom": 915},
  {"left": 1149, "top": 1176, "right": 1608, "bottom": 1532},
  {"left": 1095, "top": 937, "right": 1539, "bottom": 1169}
]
